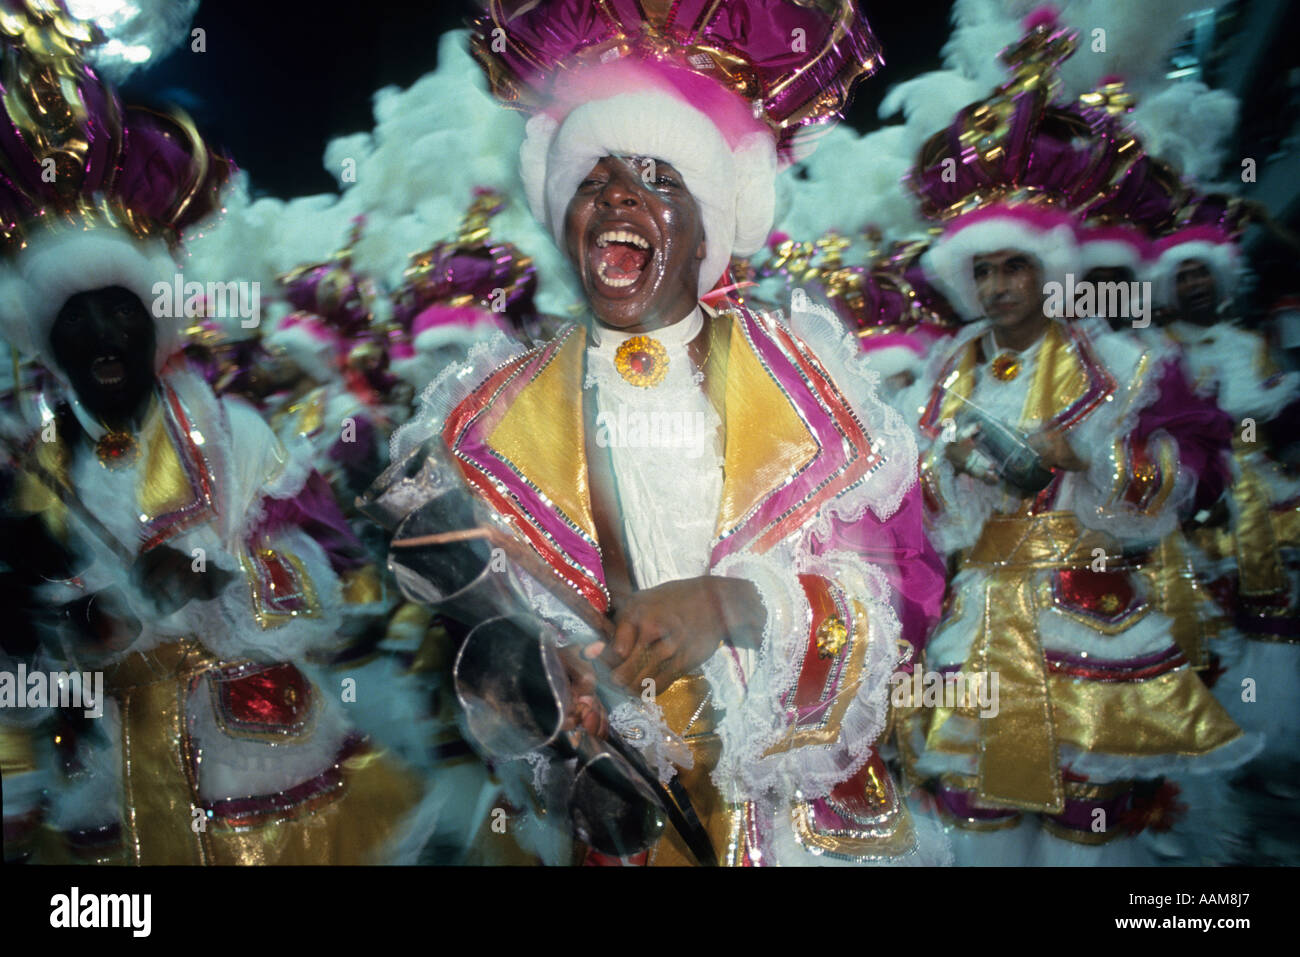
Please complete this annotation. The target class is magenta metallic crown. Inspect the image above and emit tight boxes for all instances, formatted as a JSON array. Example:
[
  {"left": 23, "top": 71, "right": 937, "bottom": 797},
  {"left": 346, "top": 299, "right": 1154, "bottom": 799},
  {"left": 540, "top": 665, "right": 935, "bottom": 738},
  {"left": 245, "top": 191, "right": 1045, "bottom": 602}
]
[
  {"left": 1173, "top": 192, "right": 1254, "bottom": 240},
  {"left": 278, "top": 219, "right": 386, "bottom": 340},
  {"left": 1072, "top": 79, "right": 1187, "bottom": 236},
  {"left": 392, "top": 190, "right": 537, "bottom": 331},
  {"left": 907, "top": 11, "right": 1179, "bottom": 234},
  {"left": 470, "top": 0, "right": 884, "bottom": 162},
  {"left": 0, "top": 0, "right": 232, "bottom": 253}
]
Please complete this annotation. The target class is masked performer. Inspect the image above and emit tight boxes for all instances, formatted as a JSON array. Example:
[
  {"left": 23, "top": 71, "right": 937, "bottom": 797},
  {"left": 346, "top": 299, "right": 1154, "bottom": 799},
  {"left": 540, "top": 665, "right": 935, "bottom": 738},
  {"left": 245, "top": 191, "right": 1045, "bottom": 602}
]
[
  {"left": 385, "top": 0, "right": 948, "bottom": 866},
  {"left": 0, "top": 10, "right": 424, "bottom": 864},
  {"left": 899, "top": 14, "right": 1256, "bottom": 865}
]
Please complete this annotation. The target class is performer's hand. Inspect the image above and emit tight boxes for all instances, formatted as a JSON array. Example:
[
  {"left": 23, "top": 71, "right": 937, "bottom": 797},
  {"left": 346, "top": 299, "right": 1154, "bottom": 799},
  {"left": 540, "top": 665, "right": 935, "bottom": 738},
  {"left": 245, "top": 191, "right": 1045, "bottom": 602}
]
[
  {"left": 131, "top": 545, "right": 234, "bottom": 616},
  {"left": 557, "top": 644, "right": 608, "bottom": 739},
  {"left": 944, "top": 436, "right": 998, "bottom": 484},
  {"left": 584, "top": 577, "right": 765, "bottom": 693},
  {"left": 1027, "top": 428, "right": 1088, "bottom": 472}
]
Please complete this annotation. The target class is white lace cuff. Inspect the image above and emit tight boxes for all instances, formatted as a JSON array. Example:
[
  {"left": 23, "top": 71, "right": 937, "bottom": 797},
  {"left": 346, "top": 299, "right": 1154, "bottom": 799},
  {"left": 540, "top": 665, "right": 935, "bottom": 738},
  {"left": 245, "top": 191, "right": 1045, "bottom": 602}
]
[{"left": 608, "top": 699, "right": 693, "bottom": 785}]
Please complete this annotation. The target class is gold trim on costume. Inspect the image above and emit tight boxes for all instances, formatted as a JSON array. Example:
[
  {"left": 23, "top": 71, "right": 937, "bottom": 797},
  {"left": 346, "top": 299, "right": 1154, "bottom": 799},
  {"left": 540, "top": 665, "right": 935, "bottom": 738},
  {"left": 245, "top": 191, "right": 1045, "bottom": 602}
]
[
  {"left": 974, "top": 574, "right": 1064, "bottom": 814},
  {"left": 239, "top": 546, "right": 323, "bottom": 629},
  {"left": 1046, "top": 668, "right": 1244, "bottom": 757},
  {"left": 138, "top": 398, "right": 197, "bottom": 521},
  {"left": 790, "top": 793, "right": 917, "bottom": 861},
  {"left": 0, "top": 723, "right": 37, "bottom": 775},
  {"left": 716, "top": 316, "right": 820, "bottom": 539},
  {"left": 341, "top": 564, "right": 385, "bottom": 605},
  {"left": 16, "top": 427, "right": 71, "bottom": 541},
  {"left": 1232, "top": 456, "right": 1289, "bottom": 598},
  {"left": 645, "top": 672, "right": 729, "bottom": 867},
  {"left": 1019, "top": 321, "right": 1088, "bottom": 429},
  {"left": 1136, "top": 533, "right": 1216, "bottom": 668},
  {"left": 934, "top": 774, "right": 1024, "bottom": 831},
  {"left": 284, "top": 387, "right": 328, "bottom": 437},
  {"left": 203, "top": 747, "right": 420, "bottom": 865},
  {"left": 965, "top": 512, "right": 1115, "bottom": 568},
  {"left": 117, "top": 641, "right": 215, "bottom": 865},
  {"left": 935, "top": 340, "right": 978, "bottom": 431},
  {"left": 486, "top": 328, "right": 597, "bottom": 541},
  {"left": 1040, "top": 815, "right": 1124, "bottom": 845}
]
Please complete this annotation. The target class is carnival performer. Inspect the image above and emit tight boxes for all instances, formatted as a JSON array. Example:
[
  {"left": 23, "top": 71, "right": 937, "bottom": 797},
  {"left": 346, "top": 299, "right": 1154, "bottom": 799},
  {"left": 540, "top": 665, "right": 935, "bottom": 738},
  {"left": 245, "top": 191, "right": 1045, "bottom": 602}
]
[
  {"left": 1061, "top": 167, "right": 1245, "bottom": 867},
  {"left": 263, "top": 243, "right": 397, "bottom": 516},
  {"left": 1062, "top": 99, "right": 1234, "bottom": 706},
  {"left": 898, "top": 13, "right": 1257, "bottom": 866},
  {"left": 384, "top": 0, "right": 949, "bottom": 866},
  {"left": 0, "top": 10, "right": 428, "bottom": 864},
  {"left": 1151, "top": 202, "right": 1300, "bottom": 767}
]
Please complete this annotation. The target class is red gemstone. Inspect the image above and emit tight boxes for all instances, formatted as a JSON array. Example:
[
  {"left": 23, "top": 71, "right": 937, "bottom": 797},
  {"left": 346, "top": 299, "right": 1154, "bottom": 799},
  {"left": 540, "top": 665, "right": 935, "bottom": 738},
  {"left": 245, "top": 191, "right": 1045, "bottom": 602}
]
[
  {"left": 99, "top": 434, "right": 134, "bottom": 460},
  {"left": 629, "top": 352, "right": 652, "bottom": 375}
]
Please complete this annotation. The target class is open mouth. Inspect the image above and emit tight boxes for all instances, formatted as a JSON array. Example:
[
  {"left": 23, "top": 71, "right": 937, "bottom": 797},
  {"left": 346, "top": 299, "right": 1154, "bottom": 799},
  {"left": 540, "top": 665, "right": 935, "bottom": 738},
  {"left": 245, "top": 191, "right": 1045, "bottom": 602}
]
[
  {"left": 91, "top": 356, "right": 127, "bottom": 387},
  {"left": 591, "top": 228, "right": 654, "bottom": 292}
]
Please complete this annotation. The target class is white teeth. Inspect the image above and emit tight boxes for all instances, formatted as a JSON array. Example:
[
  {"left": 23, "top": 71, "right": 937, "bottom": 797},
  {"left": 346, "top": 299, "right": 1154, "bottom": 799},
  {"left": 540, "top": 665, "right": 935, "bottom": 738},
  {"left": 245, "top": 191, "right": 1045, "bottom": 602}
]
[
  {"left": 594, "top": 229, "right": 650, "bottom": 250},
  {"left": 596, "top": 261, "right": 637, "bottom": 287}
]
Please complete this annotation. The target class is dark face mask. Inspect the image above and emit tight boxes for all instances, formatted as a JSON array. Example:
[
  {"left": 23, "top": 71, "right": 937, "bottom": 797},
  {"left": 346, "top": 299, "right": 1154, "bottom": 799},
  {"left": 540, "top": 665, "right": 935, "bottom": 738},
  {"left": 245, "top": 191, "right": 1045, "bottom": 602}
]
[{"left": 49, "top": 286, "right": 158, "bottom": 424}]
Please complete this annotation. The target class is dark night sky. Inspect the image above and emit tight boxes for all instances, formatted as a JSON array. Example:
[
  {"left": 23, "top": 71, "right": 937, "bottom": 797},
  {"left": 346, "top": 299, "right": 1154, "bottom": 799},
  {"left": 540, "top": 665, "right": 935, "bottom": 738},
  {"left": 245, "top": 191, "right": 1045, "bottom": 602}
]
[{"left": 118, "top": 0, "right": 955, "bottom": 200}]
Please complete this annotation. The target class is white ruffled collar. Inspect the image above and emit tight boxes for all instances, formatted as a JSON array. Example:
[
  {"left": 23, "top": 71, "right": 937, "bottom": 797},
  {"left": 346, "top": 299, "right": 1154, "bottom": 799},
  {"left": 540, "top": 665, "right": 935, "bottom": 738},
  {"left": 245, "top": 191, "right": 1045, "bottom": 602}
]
[
  {"left": 585, "top": 306, "right": 706, "bottom": 392},
  {"left": 586, "top": 306, "right": 703, "bottom": 355},
  {"left": 980, "top": 324, "right": 1051, "bottom": 363}
]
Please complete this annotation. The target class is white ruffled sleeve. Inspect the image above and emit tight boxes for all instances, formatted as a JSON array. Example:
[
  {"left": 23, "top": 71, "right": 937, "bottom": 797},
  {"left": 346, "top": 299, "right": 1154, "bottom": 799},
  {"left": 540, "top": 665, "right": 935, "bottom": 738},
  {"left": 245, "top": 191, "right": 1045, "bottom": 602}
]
[
  {"left": 699, "top": 302, "right": 921, "bottom": 810},
  {"left": 1064, "top": 331, "right": 1196, "bottom": 546}
]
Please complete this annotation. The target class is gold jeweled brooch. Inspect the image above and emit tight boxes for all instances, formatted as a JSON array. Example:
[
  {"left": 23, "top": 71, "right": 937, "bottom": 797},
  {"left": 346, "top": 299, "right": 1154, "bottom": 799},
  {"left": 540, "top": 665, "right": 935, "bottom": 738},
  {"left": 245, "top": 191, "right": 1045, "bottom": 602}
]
[
  {"left": 614, "top": 335, "right": 669, "bottom": 388},
  {"left": 816, "top": 615, "right": 849, "bottom": 659},
  {"left": 95, "top": 430, "right": 140, "bottom": 470},
  {"left": 990, "top": 353, "right": 1021, "bottom": 381}
]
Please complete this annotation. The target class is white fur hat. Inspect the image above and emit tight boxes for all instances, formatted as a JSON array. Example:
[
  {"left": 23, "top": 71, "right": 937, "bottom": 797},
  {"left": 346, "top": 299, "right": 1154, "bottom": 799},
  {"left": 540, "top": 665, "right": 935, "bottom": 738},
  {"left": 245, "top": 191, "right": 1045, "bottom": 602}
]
[
  {"left": 1147, "top": 227, "right": 1241, "bottom": 310},
  {"left": 264, "top": 311, "right": 345, "bottom": 385},
  {"left": 0, "top": 226, "right": 180, "bottom": 377},
  {"left": 520, "top": 74, "right": 777, "bottom": 296},
  {"left": 1075, "top": 224, "right": 1152, "bottom": 275}
]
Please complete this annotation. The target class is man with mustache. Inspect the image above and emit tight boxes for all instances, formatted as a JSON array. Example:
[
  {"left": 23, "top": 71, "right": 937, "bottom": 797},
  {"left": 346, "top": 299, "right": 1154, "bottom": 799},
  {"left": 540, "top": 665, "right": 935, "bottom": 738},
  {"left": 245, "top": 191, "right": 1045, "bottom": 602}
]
[
  {"left": 905, "top": 206, "right": 1255, "bottom": 864},
  {"left": 387, "top": 1, "right": 948, "bottom": 866},
  {"left": 896, "top": 11, "right": 1256, "bottom": 865}
]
